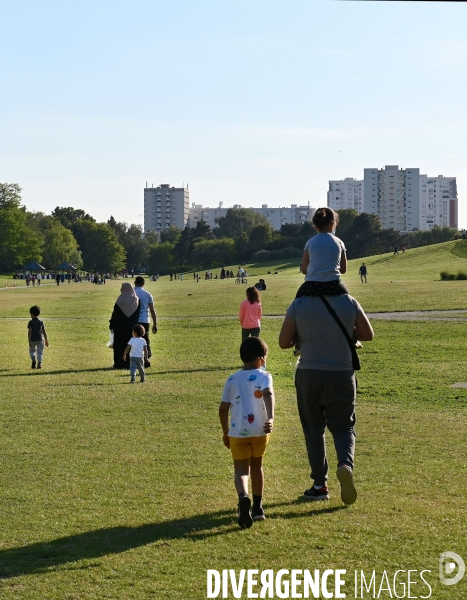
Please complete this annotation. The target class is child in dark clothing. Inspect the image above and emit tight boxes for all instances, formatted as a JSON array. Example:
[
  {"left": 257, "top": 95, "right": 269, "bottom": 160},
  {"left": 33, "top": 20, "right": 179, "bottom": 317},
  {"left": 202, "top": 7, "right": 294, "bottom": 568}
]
[{"left": 28, "top": 305, "right": 49, "bottom": 369}]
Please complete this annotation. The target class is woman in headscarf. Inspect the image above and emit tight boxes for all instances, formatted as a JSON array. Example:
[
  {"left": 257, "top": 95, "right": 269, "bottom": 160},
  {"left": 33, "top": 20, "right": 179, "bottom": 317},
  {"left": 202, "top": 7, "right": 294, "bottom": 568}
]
[{"left": 109, "top": 282, "right": 140, "bottom": 369}]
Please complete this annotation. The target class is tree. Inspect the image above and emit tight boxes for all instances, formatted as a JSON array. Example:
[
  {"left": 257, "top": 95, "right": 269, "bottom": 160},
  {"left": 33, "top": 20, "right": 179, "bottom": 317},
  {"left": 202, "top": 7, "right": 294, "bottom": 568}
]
[
  {"left": 143, "top": 230, "right": 159, "bottom": 245},
  {"left": 160, "top": 226, "right": 182, "bottom": 244},
  {"left": 26, "top": 212, "right": 82, "bottom": 268},
  {"left": 214, "top": 208, "right": 271, "bottom": 239},
  {"left": 192, "top": 238, "right": 236, "bottom": 269},
  {"left": 77, "top": 221, "right": 126, "bottom": 272},
  {"left": 336, "top": 209, "right": 358, "bottom": 243},
  {"left": 0, "top": 184, "right": 43, "bottom": 270},
  {"left": 107, "top": 216, "right": 128, "bottom": 246},
  {"left": 147, "top": 242, "right": 176, "bottom": 275},
  {"left": 0, "top": 183, "right": 22, "bottom": 209},
  {"left": 124, "top": 224, "right": 149, "bottom": 272},
  {"left": 192, "top": 219, "right": 214, "bottom": 241},
  {"left": 248, "top": 224, "right": 273, "bottom": 253},
  {"left": 52, "top": 207, "right": 95, "bottom": 230}
]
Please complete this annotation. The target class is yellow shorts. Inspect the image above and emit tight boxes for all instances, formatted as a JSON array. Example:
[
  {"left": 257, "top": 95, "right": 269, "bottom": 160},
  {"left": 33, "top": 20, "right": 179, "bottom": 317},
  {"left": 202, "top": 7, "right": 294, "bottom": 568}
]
[{"left": 229, "top": 435, "right": 270, "bottom": 460}]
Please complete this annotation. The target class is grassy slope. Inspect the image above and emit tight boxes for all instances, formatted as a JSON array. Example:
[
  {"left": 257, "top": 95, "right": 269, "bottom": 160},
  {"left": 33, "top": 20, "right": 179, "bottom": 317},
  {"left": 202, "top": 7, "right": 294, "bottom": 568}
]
[{"left": 0, "top": 244, "right": 466, "bottom": 598}]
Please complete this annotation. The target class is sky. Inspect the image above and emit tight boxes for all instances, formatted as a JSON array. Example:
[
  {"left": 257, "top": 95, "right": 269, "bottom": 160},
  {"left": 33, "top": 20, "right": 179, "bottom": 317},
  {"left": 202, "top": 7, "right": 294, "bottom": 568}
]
[{"left": 1, "top": 0, "right": 467, "bottom": 227}]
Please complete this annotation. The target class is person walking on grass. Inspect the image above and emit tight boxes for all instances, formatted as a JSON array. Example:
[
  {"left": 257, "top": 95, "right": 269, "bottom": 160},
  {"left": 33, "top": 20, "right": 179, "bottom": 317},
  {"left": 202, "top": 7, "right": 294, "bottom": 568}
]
[
  {"left": 123, "top": 324, "right": 148, "bottom": 383},
  {"left": 239, "top": 287, "right": 262, "bottom": 340},
  {"left": 279, "top": 290, "right": 374, "bottom": 505},
  {"left": 219, "top": 337, "right": 274, "bottom": 528},
  {"left": 28, "top": 305, "right": 49, "bottom": 369},
  {"left": 134, "top": 276, "right": 158, "bottom": 368},
  {"left": 359, "top": 263, "right": 367, "bottom": 283}
]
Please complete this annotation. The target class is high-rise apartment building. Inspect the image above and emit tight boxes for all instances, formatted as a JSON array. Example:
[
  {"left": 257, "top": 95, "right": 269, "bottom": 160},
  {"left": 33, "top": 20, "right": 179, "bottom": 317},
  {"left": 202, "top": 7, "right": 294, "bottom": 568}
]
[
  {"left": 144, "top": 184, "right": 189, "bottom": 232},
  {"left": 419, "top": 174, "right": 458, "bottom": 230},
  {"left": 363, "top": 166, "right": 420, "bottom": 232},
  {"left": 328, "top": 178, "right": 363, "bottom": 213}
]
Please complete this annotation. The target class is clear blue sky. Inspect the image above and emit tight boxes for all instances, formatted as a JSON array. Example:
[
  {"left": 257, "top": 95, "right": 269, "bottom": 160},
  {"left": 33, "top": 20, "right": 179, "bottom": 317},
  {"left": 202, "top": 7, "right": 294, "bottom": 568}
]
[{"left": 2, "top": 0, "right": 467, "bottom": 227}]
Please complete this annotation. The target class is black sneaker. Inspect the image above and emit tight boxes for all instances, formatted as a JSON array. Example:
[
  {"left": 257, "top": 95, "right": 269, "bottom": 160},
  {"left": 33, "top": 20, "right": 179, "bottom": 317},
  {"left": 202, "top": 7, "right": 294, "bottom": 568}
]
[
  {"left": 37, "top": 364, "right": 42, "bottom": 369},
  {"left": 31, "top": 360, "right": 36, "bottom": 369},
  {"left": 336, "top": 465, "right": 357, "bottom": 505},
  {"left": 238, "top": 496, "right": 253, "bottom": 529},
  {"left": 252, "top": 507, "right": 266, "bottom": 521},
  {"left": 303, "top": 486, "right": 329, "bottom": 501},
  {"left": 130, "top": 378, "right": 135, "bottom": 383}
]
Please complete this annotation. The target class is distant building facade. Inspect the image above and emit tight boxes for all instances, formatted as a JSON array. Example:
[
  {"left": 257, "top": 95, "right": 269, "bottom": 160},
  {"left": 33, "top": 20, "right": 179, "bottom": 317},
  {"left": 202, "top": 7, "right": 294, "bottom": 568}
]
[
  {"left": 363, "top": 166, "right": 421, "bottom": 232},
  {"left": 328, "top": 178, "right": 363, "bottom": 213},
  {"left": 329, "top": 165, "right": 459, "bottom": 232},
  {"left": 419, "top": 174, "right": 458, "bottom": 230},
  {"left": 144, "top": 184, "right": 189, "bottom": 233},
  {"left": 188, "top": 203, "right": 316, "bottom": 230}
]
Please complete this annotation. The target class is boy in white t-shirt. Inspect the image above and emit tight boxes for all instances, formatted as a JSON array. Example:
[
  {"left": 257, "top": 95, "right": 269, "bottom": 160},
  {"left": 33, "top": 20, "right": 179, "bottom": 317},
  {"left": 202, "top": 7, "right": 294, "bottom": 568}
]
[
  {"left": 219, "top": 337, "right": 275, "bottom": 528},
  {"left": 123, "top": 325, "right": 148, "bottom": 383}
]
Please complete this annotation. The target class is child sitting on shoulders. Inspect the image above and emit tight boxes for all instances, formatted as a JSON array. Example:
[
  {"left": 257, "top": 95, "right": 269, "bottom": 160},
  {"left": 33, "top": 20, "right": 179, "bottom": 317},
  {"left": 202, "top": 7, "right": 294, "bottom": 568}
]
[
  {"left": 297, "top": 207, "right": 348, "bottom": 298},
  {"left": 219, "top": 337, "right": 275, "bottom": 529}
]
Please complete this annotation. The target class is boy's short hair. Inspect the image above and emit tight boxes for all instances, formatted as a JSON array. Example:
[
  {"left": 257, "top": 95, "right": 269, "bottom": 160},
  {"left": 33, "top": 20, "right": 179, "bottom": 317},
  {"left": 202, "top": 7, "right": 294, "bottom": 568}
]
[
  {"left": 30, "top": 305, "right": 41, "bottom": 316},
  {"left": 132, "top": 324, "right": 145, "bottom": 337},
  {"left": 134, "top": 276, "right": 145, "bottom": 286},
  {"left": 240, "top": 336, "right": 268, "bottom": 363}
]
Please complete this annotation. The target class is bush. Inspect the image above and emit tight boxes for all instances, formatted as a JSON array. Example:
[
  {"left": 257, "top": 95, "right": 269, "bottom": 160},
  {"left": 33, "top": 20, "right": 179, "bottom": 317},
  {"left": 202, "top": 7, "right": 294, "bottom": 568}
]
[
  {"left": 457, "top": 271, "right": 467, "bottom": 280},
  {"left": 440, "top": 271, "right": 459, "bottom": 281}
]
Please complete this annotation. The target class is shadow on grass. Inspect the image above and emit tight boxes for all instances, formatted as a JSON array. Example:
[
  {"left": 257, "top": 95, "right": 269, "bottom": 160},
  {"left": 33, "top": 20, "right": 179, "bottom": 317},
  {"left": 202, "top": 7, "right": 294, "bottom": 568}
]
[
  {"left": 0, "top": 367, "right": 117, "bottom": 378},
  {"left": 0, "top": 366, "right": 238, "bottom": 378},
  {"left": 0, "top": 503, "right": 346, "bottom": 578}
]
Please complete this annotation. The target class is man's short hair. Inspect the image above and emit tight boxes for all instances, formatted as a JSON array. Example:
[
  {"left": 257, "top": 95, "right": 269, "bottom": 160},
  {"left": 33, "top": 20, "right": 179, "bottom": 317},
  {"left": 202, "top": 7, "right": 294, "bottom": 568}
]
[
  {"left": 134, "top": 276, "right": 145, "bottom": 286},
  {"left": 240, "top": 337, "right": 268, "bottom": 363},
  {"left": 30, "top": 305, "right": 41, "bottom": 316}
]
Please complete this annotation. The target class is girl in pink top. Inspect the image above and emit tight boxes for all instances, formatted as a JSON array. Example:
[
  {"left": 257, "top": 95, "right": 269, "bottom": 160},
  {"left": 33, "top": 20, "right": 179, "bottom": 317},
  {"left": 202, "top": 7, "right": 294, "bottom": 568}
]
[{"left": 239, "top": 287, "right": 262, "bottom": 340}]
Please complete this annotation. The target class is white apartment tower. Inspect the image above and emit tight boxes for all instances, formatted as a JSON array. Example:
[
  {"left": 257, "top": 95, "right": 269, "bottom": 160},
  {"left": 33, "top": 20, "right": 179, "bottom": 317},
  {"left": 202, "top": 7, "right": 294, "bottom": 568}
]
[
  {"left": 419, "top": 174, "right": 458, "bottom": 230},
  {"left": 363, "top": 166, "right": 420, "bottom": 232},
  {"left": 328, "top": 178, "right": 363, "bottom": 213},
  {"left": 144, "top": 184, "right": 189, "bottom": 232}
]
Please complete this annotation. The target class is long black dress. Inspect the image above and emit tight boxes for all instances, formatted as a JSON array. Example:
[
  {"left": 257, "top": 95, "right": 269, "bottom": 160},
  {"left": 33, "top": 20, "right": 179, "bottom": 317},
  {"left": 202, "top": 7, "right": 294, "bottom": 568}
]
[{"left": 109, "top": 303, "right": 140, "bottom": 369}]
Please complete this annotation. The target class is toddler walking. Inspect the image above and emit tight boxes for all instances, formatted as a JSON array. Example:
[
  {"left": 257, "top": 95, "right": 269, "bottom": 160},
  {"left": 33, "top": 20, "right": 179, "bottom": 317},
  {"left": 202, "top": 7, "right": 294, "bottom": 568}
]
[{"left": 123, "top": 325, "right": 148, "bottom": 383}]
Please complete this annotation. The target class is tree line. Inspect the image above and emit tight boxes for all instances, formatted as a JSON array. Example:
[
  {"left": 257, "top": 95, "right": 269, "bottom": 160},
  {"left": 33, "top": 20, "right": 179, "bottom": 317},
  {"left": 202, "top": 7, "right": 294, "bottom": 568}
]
[{"left": 0, "top": 183, "right": 459, "bottom": 274}]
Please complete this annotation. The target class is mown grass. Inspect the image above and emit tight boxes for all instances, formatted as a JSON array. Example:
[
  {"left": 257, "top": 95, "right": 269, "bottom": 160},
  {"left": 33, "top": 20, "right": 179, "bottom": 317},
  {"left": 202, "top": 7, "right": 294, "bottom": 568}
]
[{"left": 0, "top": 246, "right": 467, "bottom": 598}]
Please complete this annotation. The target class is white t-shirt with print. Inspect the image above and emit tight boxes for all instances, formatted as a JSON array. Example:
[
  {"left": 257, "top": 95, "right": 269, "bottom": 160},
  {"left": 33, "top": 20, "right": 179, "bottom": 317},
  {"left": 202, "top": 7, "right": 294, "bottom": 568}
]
[
  {"left": 128, "top": 337, "right": 147, "bottom": 358},
  {"left": 221, "top": 368, "right": 273, "bottom": 438}
]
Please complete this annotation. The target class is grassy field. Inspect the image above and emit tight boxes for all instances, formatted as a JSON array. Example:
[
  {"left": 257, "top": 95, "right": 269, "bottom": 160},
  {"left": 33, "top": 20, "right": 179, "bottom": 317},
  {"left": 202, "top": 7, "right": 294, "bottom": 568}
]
[{"left": 1, "top": 242, "right": 467, "bottom": 599}]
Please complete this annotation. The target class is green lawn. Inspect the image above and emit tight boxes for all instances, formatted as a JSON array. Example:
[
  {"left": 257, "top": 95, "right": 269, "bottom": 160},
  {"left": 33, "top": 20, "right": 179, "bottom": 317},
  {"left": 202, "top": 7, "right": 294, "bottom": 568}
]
[{"left": 0, "top": 245, "right": 467, "bottom": 598}]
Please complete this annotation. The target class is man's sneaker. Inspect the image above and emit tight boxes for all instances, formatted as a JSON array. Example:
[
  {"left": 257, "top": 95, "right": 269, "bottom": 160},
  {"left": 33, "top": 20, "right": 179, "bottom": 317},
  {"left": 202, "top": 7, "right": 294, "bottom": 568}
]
[
  {"left": 336, "top": 465, "right": 357, "bottom": 505},
  {"left": 252, "top": 507, "right": 266, "bottom": 521},
  {"left": 303, "top": 486, "right": 329, "bottom": 501},
  {"left": 37, "top": 364, "right": 42, "bottom": 369},
  {"left": 31, "top": 360, "right": 36, "bottom": 369},
  {"left": 140, "top": 379, "right": 146, "bottom": 383},
  {"left": 238, "top": 496, "right": 253, "bottom": 529},
  {"left": 130, "top": 378, "right": 135, "bottom": 383}
]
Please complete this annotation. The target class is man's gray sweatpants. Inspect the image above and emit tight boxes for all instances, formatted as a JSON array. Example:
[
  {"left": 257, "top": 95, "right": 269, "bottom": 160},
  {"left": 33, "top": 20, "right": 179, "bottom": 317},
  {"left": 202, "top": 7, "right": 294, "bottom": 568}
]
[{"left": 295, "top": 369, "right": 356, "bottom": 487}]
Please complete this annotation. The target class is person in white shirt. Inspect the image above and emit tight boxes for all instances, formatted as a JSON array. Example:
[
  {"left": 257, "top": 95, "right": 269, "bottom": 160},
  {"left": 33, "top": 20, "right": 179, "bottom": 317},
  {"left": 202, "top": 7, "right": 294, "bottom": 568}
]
[
  {"left": 122, "top": 324, "right": 148, "bottom": 383},
  {"left": 134, "top": 276, "right": 158, "bottom": 368},
  {"left": 219, "top": 337, "right": 275, "bottom": 528}
]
